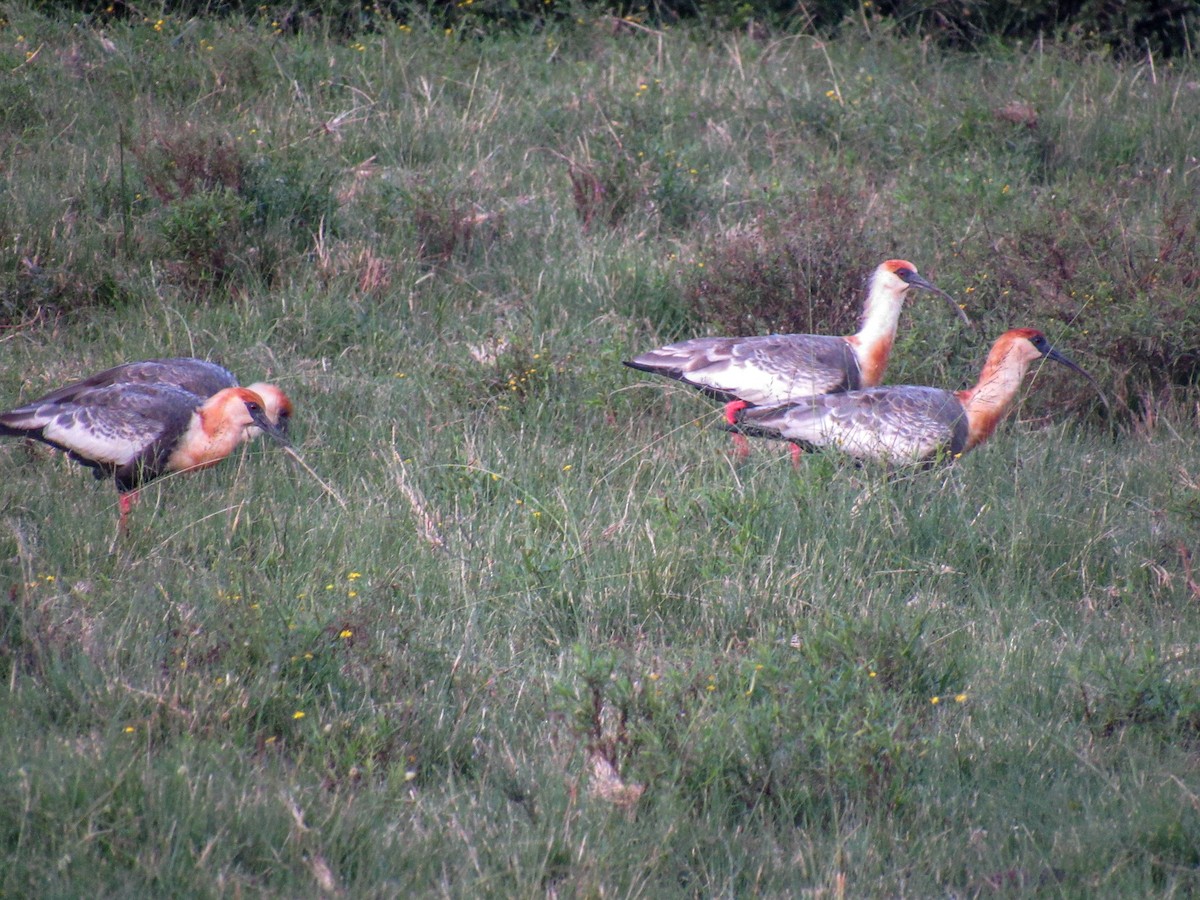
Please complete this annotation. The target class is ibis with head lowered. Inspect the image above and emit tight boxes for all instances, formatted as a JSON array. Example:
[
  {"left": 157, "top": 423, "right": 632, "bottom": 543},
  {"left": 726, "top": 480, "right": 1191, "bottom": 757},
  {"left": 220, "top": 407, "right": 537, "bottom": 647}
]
[
  {"left": 0, "top": 379, "right": 290, "bottom": 529},
  {"left": 24, "top": 357, "right": 293, "bottom": 437}
]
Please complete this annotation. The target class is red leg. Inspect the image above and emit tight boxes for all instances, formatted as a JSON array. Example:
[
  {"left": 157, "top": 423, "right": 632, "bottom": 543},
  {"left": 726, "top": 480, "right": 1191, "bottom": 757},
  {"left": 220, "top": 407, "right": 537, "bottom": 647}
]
[
  {"left": 118, "top": 491, "right": 137, "bottom": 532},
  {"left": 724, "top": 400, "right": 751, "bottom": 460},
  {"left": 790, "top": 442, "right": 805, "bottom": 469}
]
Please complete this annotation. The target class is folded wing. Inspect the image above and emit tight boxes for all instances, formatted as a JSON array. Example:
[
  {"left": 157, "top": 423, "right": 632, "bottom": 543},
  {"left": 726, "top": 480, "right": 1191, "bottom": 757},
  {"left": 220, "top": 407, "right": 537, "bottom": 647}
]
[
  {"left": 625, "top": 334, "right": 861, "bottom": 406},
  {"left": 735, "top": 386, "right": 970, "bottom": 465}
]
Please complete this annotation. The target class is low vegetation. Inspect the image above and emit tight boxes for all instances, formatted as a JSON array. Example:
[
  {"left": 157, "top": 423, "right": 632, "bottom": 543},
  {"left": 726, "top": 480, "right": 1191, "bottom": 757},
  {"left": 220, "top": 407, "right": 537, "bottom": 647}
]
[{"left": 0, "top": 5, "right": 1198, "bottom": 895}]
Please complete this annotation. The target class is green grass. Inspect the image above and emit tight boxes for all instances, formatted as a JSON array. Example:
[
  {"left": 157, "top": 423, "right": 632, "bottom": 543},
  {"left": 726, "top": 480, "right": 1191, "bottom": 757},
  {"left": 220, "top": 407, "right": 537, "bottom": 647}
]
[{"left": 1, "top": 6, "right": 1199, "bottom": 896}]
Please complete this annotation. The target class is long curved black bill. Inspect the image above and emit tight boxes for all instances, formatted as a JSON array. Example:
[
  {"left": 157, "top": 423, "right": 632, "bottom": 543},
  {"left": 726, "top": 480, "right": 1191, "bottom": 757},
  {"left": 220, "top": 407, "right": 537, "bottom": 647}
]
[
  {"left": 1044, "top": 345, "right": 1111, "bottom": 415},
  {"left": 905, "top": 271, "right": 974, "bottom": 329}
]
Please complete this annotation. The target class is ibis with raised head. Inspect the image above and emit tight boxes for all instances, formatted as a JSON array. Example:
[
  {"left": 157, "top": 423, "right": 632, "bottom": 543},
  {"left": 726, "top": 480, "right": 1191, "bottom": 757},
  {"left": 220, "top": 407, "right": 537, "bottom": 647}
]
[
  {"left": 624, "top": 259, "right": 970, "bottom": 428},
  {"left": 0, "top": 381, "right": 289, "bottom": 529},
  {"left": 727, "top": 328, "right": 1101, "bottom": 465}
]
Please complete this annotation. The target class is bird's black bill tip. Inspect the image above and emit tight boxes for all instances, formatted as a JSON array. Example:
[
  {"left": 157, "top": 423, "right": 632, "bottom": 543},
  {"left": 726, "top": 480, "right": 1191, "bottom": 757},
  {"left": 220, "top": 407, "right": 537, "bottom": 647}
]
[
  {"left": 1042, "top": 346, "right": 1093, "bottom": 382},
  {"left": 249, "top": 405, "right": 292, "bottom": 447},
  {"left": 907, "top": 273, "right": 974, "bottom": 329},
  {"left": 1044, "top": 347, "right": 1111, "bottom": 413},
  {"left": 264, "top": 422, "right": 291, "bottom": 447}
]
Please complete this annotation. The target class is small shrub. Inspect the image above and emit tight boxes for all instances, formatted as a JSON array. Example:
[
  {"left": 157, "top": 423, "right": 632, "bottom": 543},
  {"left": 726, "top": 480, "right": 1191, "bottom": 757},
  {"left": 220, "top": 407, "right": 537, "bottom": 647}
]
[
  {"left": 242, "top": 156, "right": 337, "bottom": 250},
  {"left": 887, "top": 0, "right": 1200, "bottom": 59},
  {"left": 132, "top": 125, "right": 245, "bottom": 204},
  {"left": 683, "top": 183, "right": 881, "bottom": 336},
  {"left": 129, "top": 125, "right": 336, "bottom": 292},
  {"left": 561, "top": 138, "right": 652, "bottom": 233},
  {"left": 557, "top": 128, "right": 711, "bottom": 235},
  {"left": 393, "top": 180, "right": 502, "bottom": 266},
  {"left": 0, "top": 256, "right": 95, "bottom": 326},
  {"left": 157, "top": 188, "right": 253, "bottom": 287}
]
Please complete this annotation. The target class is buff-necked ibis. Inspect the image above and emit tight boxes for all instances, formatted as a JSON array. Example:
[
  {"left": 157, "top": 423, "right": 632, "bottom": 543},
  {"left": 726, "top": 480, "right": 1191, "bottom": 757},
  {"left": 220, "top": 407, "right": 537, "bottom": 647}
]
[
  {"left": 727, "top": 328, "right": 1101, "bottom": 466},
  {"left": 26, "top": 357, "right": 292, "bottom": 437},
  {"left": 624, "top": 260, "right": 970, "bottom": 433},
  {"left": 0, "top": 382, "right": 289, "bottom": 529}
]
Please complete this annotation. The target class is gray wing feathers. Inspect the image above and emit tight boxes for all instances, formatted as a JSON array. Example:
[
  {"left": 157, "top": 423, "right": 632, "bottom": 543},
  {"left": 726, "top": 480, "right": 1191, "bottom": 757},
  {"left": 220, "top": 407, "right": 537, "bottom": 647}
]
[
  {"left": 626, "top": 335, "right": 860, "bottom": 405},
  {"left": 739, "top": 387, "right": 968, "bottom": 464},
  {"left": 33, "top": 358, "right": 237, "bottom": 406},
  {"left": 1, "top": 384, "right": 201, "bottom": 483}
]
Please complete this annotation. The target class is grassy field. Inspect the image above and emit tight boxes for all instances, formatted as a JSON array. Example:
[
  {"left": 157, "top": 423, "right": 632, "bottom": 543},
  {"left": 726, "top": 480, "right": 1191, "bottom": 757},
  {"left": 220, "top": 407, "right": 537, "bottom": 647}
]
[{"left": 1, "top": 6, "right": 1199, "bottom": 896}]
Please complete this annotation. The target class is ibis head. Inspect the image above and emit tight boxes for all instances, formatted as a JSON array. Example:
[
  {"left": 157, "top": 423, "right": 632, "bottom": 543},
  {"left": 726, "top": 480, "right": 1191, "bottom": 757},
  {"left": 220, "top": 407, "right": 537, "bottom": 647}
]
[
  {"left": 878, "top": 259, "right": 972, "bottom": 327},
  {"left": 1019, "top": 328, "right": 1087, "bottom": 374},
  {"left": 954, "top": 328, "right": 1102, "bottom": 452},
  {"left": 224, "top": 387, "right": 290, "bottom": 448},
  {"left": 1007, "top": 327, "right": 1109, "bottom": 413},
  {"left": 245, "top": 382, "right": 293, "bottom": 437}
]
